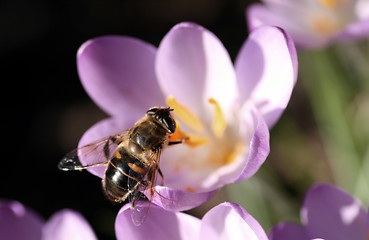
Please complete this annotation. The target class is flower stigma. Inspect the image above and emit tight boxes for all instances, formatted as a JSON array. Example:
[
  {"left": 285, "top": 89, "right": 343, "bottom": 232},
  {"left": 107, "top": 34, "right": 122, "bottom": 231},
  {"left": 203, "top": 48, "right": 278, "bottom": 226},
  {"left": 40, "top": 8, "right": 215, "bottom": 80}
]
[{"left": 208, "top": 98, "right": 226, "bottom": 138}]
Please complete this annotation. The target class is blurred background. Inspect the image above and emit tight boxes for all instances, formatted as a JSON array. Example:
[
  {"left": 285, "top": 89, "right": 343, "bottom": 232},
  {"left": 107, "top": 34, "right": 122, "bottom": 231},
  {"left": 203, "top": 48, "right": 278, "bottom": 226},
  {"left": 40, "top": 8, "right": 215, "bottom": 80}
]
[{"left": 2, "top": 0, "right": 369, "bottom": 239}]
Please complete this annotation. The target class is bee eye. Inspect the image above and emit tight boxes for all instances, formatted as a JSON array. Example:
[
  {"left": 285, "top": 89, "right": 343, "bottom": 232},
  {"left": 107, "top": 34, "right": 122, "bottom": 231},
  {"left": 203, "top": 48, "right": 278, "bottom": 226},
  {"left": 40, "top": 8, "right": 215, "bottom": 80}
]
[{"left": 162, "top": 116, "right": 176, "bottom": 133}]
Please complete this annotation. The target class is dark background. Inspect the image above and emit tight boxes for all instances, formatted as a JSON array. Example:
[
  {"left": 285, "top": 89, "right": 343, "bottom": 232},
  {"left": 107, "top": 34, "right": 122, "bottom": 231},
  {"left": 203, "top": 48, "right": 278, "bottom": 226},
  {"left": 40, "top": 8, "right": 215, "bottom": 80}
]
[{"left": 2, "top": 0, "right": 260, "bottom": 238}]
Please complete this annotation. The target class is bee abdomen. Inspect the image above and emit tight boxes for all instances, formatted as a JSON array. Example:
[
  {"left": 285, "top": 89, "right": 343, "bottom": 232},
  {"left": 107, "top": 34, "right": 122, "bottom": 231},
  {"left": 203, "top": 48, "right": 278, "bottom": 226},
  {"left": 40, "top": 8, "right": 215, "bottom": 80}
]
[{"left": 103, "top": 150, "right": 147, "bottom": 202}]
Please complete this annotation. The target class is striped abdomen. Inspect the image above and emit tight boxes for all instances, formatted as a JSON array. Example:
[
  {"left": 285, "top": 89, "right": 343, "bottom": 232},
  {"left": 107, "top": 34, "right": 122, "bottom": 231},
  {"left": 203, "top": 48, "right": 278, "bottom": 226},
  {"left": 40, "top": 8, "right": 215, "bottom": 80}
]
[{"left": 103, "top": 148, "right": 147, "bottom": 202}]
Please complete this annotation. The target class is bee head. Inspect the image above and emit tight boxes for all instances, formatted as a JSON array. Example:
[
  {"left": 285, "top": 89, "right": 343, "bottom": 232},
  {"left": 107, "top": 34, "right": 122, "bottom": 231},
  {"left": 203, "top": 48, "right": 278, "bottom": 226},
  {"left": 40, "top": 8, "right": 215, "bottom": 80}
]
[{"left": 146, "top": 107, "right": 176, "bottom": 133}]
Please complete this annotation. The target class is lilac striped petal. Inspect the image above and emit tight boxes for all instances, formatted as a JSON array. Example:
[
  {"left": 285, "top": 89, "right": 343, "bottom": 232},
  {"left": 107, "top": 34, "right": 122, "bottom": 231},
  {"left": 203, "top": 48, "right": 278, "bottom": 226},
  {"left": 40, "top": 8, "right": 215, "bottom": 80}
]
[
  {"left": 115, "top": 202, "right": 201, "bottom": 240},
  {"left": 156, "top": 22, "right": 238, "bottom": 118},
  {"left": 199, "top": 202, "right": 268, "bottom": 240},
  {"left": 235, "top": 103, "right": 270, "bottom": 181},
  {"left": 77, "top": 36, "right": 165, "bottom": 117},
  {"left": 269, "top": 223, "right": 309, "bottom": 240},
  {"left": 152, "top": 186, "right": 216, "bottom": 212},
  {"left": 235, "top": 26, "right": 297, "bottom": 128},
  {"left": 0, "top": 201, "right": 44, "bottom": 240},
  {"left": 302, "top": 184, "right": 369, "bottom": 240},
  {"left": 43, "top": 209, "right": 97, "bottom": 240}
]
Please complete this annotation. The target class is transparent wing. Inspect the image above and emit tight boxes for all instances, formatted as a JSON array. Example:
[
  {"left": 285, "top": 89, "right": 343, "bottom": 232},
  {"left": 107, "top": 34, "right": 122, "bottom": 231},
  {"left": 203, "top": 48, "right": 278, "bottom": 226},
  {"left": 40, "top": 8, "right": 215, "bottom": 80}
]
[
  {"left": 130, "top": 149, "right": 162, "bottom": 226},
  {"left": 58, "top": 130, "right": 129, "bottom": 171}
]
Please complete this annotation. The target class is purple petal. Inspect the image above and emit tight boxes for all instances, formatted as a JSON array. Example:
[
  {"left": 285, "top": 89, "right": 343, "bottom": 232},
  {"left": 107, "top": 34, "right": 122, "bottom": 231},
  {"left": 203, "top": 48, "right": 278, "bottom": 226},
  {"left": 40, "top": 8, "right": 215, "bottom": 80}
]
[
  {"left": 246, "top": 4, "right": 330, "bottom": 49},
  {"left": 77, "top": 36, "right": 165, "bottom": 117},
  {"left": 0, "top": 201, "right": 44, "bottom": 240},
  {"left": 115, "top": 202, "right": 201, "bottom": 240},
  {"left": 151, "top": 186, "right": 216, "bottom": 212},
  {"left": 156, "top": 22, "right": 238, "bottom": 117},
  {"left": 43, "top": 209, "right": 97, "bottom": 240},
  {"left": 302, "top": 183, "right": 369, "bottom": 240},
  {"left": 235, "top": 104, "right": 270, "bottom": 182},
  {"left": 199, "top": 202, "right": 268, "bottom": 239},
  {"left": 247, "top": 4, "right": 291, "bottom": 32},
  {"left": 269, "top": 223, "right": 309, "bottom": 240},
  {"left": 78, "top": 116, "right": 138, "bottom": 178},
  {"left": 235, "top": 25, "right": 297, "bottom": 128},
  {"left": 335, "top": 18, "right": 369, "bottom": 41}
]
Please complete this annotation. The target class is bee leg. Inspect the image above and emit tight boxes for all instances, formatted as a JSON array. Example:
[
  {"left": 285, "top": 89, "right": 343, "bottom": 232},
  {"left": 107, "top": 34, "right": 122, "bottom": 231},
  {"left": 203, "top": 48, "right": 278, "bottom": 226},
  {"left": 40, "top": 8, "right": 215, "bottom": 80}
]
[
  {"left": 157, "top": 167, "right": 164, "bottom": 185},
  {"left": 168, "top": 137, "right": 188, "bottom": 145},
  {"left": 103, "top": 136, "right": 121, "bottom": 159}
]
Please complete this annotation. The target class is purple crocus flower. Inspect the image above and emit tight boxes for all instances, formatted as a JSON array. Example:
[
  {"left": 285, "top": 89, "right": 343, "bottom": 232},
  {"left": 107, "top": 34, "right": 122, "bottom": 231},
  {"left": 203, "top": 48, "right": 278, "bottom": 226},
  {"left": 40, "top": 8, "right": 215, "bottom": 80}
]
[
  {"left": 247, "top": 0, "right": 369, "bottom": 49},
  {"left": 0, "top": 200, "right": 97, "bottom": 240},
  {"left": 76, "top": 22, "right": 297, "bottom": 211},
  {"left": 115, "top": 202, "right": 268, "bottom": 240},
  {"left": 269, "top": 183, "right": 369, "bottom": 240}
]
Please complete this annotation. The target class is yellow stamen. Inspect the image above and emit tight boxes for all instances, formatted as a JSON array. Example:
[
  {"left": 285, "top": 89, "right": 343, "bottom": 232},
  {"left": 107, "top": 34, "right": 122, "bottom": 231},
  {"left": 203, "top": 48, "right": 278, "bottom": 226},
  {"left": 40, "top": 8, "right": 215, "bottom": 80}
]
[
  {"left": 185, "top": 133, "right": 209, "bottom": 147},
  {"left": 319, "top": 0, "right": 338, "bottom": 9},
  {"left": 208, "top": 98, "right": 227, "bottom": 138},
  {"left": 319, "top": 0, "right": 350, "bottom": 9},
  {"left": 166, "top": 96, "right": 204, "bottom": 132},
  {"left": 170, "top": 120, "right": 209, "bottom": 147}
]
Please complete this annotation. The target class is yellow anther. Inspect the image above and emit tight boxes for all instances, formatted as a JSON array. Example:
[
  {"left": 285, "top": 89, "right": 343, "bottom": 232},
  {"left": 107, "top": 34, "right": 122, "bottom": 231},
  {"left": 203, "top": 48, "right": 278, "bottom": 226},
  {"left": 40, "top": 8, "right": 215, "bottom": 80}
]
[
  {"left": 170, "top": 121, "right": 208, "bottom": 147},
  {"left": 184, "top": 133, "right": 209, "bottom": 147},
  {"left": 166, "top": 96, "right": 204, "bottom": 132},
  {"left": 319, "top": 0, "right": 350, "bottom": 9},
  {"left": 319, "top": 0, "right": 338, "bottom": 9},
  {"left": 208, "top": 98, "right": 227, "bottom": 138}
]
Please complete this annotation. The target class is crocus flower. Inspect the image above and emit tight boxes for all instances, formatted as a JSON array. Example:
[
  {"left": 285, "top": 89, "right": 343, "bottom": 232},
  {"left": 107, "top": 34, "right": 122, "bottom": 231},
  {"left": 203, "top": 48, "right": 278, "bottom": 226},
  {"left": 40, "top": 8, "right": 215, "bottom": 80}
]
[
  {"left": 269, "top": 183, "right": 369, "bottom": 240},
  {"left": 247, "top": 0, "right": 369, "bottom": 49},
  {"left": 115, "top": 202, "right": 268, "bottom": 240},
  {"left": 0, "top": 200, "right": 97, "bottom": 240},
  {"left": 76, "top": 22, "right": 297, "bottom": 211}
]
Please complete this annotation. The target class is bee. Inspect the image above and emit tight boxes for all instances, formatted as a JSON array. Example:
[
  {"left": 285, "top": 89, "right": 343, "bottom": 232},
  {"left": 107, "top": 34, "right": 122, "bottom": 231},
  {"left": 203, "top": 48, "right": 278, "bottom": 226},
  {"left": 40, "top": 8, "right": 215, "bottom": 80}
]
[{"left": 58, "top": 107, "right": 184, "bottom": 225}]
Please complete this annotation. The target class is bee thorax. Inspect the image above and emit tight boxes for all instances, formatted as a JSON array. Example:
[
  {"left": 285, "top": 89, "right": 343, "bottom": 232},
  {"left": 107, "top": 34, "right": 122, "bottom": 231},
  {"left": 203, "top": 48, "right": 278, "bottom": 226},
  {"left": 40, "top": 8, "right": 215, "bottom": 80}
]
[{"left": 128, "top": 141, "right": 143, "bottom": 155}]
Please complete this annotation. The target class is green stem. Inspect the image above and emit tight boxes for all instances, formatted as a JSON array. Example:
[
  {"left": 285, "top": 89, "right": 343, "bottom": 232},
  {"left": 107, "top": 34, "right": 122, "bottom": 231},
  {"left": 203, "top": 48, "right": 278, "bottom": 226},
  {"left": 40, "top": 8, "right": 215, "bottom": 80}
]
[
  {"left": 354, "top": 147, "right": 369, "bottom": 204},
  {"left": 299, "top": 49, "right": 366, "bottom": 197}
]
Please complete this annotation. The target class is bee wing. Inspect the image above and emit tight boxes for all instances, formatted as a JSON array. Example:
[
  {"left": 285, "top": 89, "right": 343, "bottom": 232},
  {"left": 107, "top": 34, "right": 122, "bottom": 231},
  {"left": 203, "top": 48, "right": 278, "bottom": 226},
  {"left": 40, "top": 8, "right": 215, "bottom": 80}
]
[
  {"left": 130, "top": 149, "right": 162, "bottom": 226},
  {"left": 58, "top": 130, "right": 129, "bottom": 171}
]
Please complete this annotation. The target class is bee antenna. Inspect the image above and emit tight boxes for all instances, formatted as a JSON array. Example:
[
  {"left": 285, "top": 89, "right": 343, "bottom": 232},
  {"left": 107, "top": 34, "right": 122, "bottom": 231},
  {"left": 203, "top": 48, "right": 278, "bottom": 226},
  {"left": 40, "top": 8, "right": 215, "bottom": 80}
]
[{"left": 168, "top": 107, "right": 174, "bottom": 112}]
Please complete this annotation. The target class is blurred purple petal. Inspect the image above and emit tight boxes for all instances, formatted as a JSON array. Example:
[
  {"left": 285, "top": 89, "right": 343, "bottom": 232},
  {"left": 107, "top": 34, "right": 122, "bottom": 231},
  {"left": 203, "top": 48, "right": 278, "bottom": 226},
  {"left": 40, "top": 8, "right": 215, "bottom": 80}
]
[
  {"left": 151, "top": 186, "right": 216, "bottom": 212},
  {"left": 78, "top": 116, "right": 138, "bottom": 178},
  {"left": 247, "top": 2, "right": 369, "bottom": 49},
  {"left": 200, "top": 202, "right": 268, "bottom": 240},
  {"left": 77, "top": 36, "right": 165, "bottom": 117},
  {"left": 0, "top": 201, "right": 44, "bottom": 240},
  {"left": 235, "top": 26, "right": 297, "bottom": 128},
  {"left": 269, "top": 223, "right": 309, "bottom": 240},
  {"left": 43, "top": 209, "right": 97, "bottom": 240},
  {"left": 156, "top": 22, "right": 238, "bottom": 117},
  {"left": 115, "top": 202, "right": 201, "bottom": 240},
  {"left": 302, "top": 183, "right": 369, "bottom": 240},
  {"left": 246, "top": 4, "right": 324, "bottom": 49},
  {"left": 336, "top": 18, "right": 369, "bottom": 41}
]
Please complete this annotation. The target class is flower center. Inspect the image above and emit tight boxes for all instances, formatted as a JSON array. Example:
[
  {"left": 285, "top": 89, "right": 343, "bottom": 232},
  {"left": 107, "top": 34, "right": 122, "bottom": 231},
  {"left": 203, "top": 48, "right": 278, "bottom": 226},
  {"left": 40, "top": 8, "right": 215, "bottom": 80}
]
[
  {"left": 166, "top": 96, "right": 241, "bottom": 167},
  {"left": 311, "top": 0, "right": 352, "bottom": 35},
  {"left": 167, "top": 95, "right": 229, "bottom": 147},
  {"left": 162, "top": 96, "right": 248, "bottom": 192}
]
